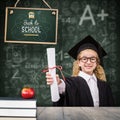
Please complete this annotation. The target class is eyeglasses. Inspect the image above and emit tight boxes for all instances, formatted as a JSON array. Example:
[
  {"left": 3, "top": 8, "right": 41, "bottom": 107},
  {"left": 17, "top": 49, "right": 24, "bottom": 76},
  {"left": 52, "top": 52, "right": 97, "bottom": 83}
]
[{"left": 79, "top": 57, "right": 97, "bottom": 63}]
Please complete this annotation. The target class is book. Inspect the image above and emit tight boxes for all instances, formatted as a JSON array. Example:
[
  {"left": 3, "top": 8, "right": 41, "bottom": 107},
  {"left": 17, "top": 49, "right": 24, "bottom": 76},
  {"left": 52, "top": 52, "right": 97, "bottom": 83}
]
[
  {"left": 0, "top": 97, "right": 37, "bottom": 117},
  {"left": 0, "top": 108, "right": 36, "bottom": 117},
  {"left": 0, "top": 117, "right": 36, "bottom": 120},
  {"left": 0, "top": 97, "right": 36, "bottom": 108}
]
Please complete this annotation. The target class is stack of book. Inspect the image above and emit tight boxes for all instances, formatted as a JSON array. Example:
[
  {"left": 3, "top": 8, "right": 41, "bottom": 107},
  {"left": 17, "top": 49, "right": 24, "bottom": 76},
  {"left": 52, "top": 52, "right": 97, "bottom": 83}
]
[{"left": 0, "top": 97, "right": 37, "bottom": 120}]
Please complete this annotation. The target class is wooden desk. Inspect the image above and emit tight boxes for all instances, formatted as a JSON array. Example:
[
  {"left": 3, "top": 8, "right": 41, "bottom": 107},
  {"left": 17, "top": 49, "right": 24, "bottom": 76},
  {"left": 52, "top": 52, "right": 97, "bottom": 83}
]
[{"left": 37, "top": 107, "right": 120, "bottom": 120}]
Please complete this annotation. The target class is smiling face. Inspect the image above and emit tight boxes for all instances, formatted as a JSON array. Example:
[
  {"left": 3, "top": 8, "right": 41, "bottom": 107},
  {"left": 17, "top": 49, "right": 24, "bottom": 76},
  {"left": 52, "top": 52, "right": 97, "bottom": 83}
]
[{"left": 78, "top": 49, "right": 99, "bottom": 75}]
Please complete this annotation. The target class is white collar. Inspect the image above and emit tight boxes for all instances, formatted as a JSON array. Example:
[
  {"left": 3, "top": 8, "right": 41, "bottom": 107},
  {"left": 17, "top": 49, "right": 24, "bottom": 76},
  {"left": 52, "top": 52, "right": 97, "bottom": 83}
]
[{"left": 78, "top": 71, "right": 97, "bottom": 83}]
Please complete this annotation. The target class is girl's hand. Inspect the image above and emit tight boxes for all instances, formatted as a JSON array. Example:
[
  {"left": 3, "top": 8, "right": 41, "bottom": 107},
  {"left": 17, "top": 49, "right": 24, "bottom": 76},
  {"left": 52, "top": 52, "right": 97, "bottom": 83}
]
[{"left": 46, "top": 72, "right": 62, "bottom": 85}]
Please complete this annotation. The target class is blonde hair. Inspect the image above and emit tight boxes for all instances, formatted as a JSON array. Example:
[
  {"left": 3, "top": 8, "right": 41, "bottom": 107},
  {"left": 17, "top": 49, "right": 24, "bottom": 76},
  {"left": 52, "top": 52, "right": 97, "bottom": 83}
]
[{"left": 72, "top": 52, "right": 106, "bottom": 81}]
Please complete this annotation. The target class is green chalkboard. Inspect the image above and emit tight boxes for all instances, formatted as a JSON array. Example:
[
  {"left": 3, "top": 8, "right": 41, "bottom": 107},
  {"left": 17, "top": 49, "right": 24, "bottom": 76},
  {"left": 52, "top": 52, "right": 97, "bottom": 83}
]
[
  {"left": 0, "top": 0, "right": 120, "bottom": 106},
  {"left": 4, "top": 7, "right": 58, "bottom": 44}
]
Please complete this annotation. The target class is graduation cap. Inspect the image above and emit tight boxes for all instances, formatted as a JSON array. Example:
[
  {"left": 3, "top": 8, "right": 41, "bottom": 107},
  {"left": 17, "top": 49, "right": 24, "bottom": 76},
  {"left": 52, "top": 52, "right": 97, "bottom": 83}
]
[{"left": 68, "top": 35, "right": 107, "bottom": 60}]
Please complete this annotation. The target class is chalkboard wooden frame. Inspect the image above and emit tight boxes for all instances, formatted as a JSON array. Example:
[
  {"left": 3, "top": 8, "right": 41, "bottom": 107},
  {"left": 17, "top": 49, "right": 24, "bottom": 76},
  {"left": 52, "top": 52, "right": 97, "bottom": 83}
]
[{"left": 4, "top": 7, "right": 58, "bottom": 44}]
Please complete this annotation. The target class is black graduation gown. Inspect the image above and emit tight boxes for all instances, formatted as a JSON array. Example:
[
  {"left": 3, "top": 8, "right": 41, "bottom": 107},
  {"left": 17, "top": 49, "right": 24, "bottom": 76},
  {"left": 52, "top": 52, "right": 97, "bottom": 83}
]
[{"left": 53, "top": 76, "right": 114, "bottom": 106}]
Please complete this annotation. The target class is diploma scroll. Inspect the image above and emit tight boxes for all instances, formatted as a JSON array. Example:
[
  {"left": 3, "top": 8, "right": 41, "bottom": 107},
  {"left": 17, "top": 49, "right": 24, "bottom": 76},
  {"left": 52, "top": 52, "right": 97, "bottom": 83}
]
[{"left": 47, "top": 48, "right": 60, "bottom": 102}]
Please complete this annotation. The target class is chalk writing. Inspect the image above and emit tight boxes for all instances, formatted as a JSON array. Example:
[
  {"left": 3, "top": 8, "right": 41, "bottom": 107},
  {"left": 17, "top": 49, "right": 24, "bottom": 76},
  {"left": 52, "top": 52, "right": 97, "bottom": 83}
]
[{"left": 1, "top": 0, "right": 119, "bottom": 106}]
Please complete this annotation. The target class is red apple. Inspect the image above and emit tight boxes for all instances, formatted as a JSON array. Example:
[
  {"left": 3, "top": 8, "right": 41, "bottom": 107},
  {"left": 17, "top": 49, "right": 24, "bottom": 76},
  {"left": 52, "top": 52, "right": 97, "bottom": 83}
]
[{"left": 21, "top": 87, "right": 35, "bottom": 99}]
